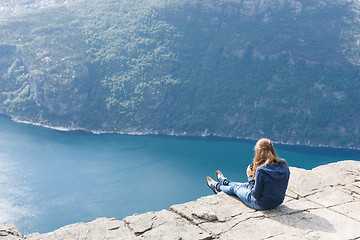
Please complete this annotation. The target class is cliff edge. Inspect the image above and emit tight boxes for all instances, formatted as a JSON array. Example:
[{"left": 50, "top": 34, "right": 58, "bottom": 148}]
[{"left": 1, "top": 160, "right": 360, "bottom": 239}]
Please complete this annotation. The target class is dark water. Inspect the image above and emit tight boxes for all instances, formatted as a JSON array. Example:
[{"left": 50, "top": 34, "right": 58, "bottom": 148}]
[{"left": 0, "top": 116, "right": 359, "bottom": 234}]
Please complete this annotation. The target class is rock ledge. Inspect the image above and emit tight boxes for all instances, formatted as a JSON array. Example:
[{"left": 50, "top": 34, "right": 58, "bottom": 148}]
[{"left": 1, "top": 160, "right": 360, "bottom": 239}]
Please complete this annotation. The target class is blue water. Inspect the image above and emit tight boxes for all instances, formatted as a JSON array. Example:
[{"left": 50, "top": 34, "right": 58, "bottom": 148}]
[{"left": 0, "top": 116, "right": 359, "bottom": 234}]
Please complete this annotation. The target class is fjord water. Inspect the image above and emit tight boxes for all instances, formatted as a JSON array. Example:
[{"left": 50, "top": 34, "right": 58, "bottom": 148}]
[{"left": 0, "top": 116, "right": 359, "bottom": 234}]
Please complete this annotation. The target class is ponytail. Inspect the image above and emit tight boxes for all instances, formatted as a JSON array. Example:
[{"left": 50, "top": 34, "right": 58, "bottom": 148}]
[{"left": 252, "top": 138, "right": 287, "bottom": 177}]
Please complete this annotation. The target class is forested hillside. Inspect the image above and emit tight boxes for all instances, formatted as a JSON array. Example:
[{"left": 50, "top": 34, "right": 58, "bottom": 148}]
[{"left": 1, "top": 0, "right": 360, "bottom": 149}]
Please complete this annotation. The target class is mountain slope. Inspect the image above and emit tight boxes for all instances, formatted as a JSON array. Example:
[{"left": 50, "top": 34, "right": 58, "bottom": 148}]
[{"left": 0, "top": 0, "right": 359, "bottom": 148}]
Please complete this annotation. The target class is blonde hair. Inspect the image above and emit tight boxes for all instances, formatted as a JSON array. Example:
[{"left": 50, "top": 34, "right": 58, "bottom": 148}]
[{"left": 252, "top": 138, "right": 287, "bottom": 177}]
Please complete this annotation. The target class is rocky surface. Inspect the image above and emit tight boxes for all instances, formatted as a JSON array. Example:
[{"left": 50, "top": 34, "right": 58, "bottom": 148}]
[{"left": 1, "top": 160, "right": 360, "bottom": 239}]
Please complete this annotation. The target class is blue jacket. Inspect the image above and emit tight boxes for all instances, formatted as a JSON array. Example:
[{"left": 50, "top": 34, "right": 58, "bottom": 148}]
[{"left": 248, "top": 161, "right": 290, "bottom": 209}]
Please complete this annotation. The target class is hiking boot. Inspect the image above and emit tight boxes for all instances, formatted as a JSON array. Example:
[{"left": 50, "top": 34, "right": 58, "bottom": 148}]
[
  {"left": 216, "top": 170, "right": 228, "bottom": 185},
  {"left": 206, "top": 176, "right": 219, "bottom": 194}
]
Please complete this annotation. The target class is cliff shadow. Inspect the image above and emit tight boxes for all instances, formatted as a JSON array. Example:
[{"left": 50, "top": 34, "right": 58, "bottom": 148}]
[{"left": 260, "top": 205, "right": 336, "bottom": 233}]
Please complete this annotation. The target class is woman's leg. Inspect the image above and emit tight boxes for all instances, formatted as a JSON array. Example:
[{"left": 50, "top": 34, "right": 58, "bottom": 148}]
[
  {"left": 217, "top": 181, "right": 249, "bottom": 196},
  {"left": 218, "top": 181, "right": 263, "bottom": 210}
]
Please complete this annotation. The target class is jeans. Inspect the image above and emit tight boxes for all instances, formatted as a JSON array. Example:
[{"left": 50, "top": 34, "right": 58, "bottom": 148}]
[{"left": 217, "top": 181, "right": 264, "bottom": 210}]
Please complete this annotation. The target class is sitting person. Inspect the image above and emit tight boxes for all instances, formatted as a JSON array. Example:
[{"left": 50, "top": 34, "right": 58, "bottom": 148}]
[{"left": 206, "top": 138, "right": 290, "bottom": 210}]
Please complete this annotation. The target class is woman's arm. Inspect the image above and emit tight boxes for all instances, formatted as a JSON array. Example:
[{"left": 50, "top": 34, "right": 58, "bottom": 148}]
[
  {"left": 250, "top": 170, "right": 264, "bottom": 200},
  {"left": 246, "top": 164, "right": 254, "bottom": 177},
  {"left": 247, "top": 164, "right": 256, "bottom": 189}
]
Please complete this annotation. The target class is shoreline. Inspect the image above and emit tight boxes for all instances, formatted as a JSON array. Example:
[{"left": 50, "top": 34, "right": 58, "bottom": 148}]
[{"left": 10, "top": 117, "right": 360, "bottom": 152}]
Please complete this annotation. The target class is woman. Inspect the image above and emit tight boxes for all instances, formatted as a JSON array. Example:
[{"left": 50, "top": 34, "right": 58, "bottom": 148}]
[{"left": 206, "top": 138, "right": 290, "bottom": 210}]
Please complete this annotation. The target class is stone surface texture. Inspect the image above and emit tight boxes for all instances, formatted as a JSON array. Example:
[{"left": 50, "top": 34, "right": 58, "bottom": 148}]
[{"left": 1, "top": 160, "right": 360, "bottom": 239}]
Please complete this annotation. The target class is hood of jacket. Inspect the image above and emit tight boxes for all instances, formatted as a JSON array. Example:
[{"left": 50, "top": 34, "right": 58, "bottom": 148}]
[{"left": 258, "top": 161, "right": 289, "bottom": 181}]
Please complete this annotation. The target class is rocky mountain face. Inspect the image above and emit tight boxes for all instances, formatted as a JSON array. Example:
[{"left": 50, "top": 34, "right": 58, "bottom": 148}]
[{"left": 0, "top": 0, "right": 360, "bottom": 148}]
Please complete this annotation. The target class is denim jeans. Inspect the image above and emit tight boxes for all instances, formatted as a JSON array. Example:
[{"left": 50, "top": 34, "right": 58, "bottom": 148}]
[{"left": 217, "top": 181, "right": 264, "bottom": 210}]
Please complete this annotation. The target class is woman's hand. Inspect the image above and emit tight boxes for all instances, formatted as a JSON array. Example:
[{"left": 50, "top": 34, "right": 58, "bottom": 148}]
[{"left": 246, "top": 164, "right": 254, "bottom": 177}]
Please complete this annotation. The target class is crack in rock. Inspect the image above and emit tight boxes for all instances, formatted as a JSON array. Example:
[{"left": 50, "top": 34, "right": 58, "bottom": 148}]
[
  {"left": 260, "top": 232, "right": 284, "bottom": 239},
  {"left": 170, "top": 208, "right": 197, "bottom": 225},
  {"left": 326, "top": 200, "right": 357, "bottom": 208},
  {"left": 293, "top": 190, "right": 319, "bottom": 198},
  {"left": 339, "top": 186, "right": 360, "bottom": 196},
  {"left": 328, "top": 207, "right": 360, "bottom": 223},
  {"left": 123, "top": 219, "right": 153, "bottom": 237},
  {"left": 229, "top": 215, "right": 263, "bottom": 231},
  {"left": 107, "top": 226, "right": 120, "bottom": 231},
  {"left": 134, "top": 223, "right": 154, "bottom": 237}
]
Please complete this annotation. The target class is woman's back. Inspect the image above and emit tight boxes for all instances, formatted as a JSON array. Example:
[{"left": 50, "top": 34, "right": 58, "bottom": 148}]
[{"left": 251, "top": 161, "right": 290, "bottom": 209}]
